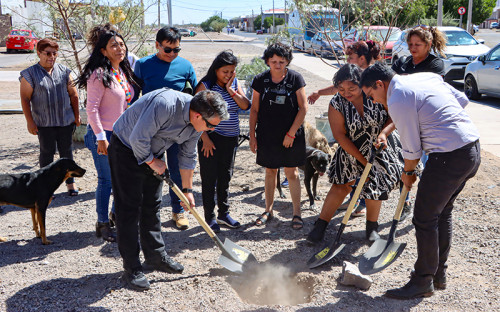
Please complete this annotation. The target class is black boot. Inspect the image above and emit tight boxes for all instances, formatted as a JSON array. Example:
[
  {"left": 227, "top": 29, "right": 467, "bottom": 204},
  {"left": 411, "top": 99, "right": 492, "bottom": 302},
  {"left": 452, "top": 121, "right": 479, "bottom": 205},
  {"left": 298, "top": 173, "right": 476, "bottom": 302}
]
[
  {"left": 366, "top": 220, "right": 380, "bottom": 242},
  {"left": 307, "top": 219, "right": 328, "bottom": 243},
  {"left": 386, "top": 276, "right": 434, "bottom": 299},
  {"left": 96, "top": 222, "right": 116, "bottom": 242}
]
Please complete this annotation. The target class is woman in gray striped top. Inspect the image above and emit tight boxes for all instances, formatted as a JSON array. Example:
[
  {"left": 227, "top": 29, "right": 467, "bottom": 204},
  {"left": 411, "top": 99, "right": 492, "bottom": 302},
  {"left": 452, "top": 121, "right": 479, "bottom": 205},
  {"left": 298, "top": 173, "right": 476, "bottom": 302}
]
[{"left": 194, "top": 51, "right": 250, "bottom": 233}]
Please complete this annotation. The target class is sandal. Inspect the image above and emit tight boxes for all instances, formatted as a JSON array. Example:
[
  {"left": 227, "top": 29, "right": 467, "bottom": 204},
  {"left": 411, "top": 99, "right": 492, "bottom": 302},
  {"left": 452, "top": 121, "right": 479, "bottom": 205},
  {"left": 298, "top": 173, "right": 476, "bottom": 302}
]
[
  {"left": 68, "top": 189, "right": 79, "bottom": 196},
  {"left": 291, "top": 215, "right": 304, "bottom": 230},
  {"left": 255, "top": 212, "right": 273, "bottom": 226}
]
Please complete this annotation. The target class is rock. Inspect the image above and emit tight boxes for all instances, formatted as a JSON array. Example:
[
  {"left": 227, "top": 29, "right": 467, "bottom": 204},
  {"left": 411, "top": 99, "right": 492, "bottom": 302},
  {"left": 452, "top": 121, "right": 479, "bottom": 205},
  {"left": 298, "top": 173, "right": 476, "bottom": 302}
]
[{"left": 339, "top": 261, "right": 372, "bottom": 290}]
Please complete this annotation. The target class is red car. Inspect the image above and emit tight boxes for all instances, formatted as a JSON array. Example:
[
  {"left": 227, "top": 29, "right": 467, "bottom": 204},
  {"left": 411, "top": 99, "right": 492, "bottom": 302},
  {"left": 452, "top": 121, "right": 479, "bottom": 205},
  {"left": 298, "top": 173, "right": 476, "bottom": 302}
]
[
  {"left": 347, "top": 26, "right": 402, "bottom": 64},
  {"left": 6, "top": 29, "right": 39, "bottom": 53}
]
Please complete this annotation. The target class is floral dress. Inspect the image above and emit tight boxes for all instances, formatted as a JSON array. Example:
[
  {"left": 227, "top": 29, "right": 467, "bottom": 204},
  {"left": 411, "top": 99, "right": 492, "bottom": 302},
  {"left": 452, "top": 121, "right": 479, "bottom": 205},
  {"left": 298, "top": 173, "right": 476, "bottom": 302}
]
[{"left": 328, "top": 93, "right": 404, "bottom": 200}]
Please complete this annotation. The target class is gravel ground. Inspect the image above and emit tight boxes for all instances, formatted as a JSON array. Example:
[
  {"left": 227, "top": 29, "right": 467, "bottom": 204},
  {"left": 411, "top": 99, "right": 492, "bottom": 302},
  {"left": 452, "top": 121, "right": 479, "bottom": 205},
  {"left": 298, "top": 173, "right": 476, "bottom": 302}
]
[{"left": 0, "top": 42, "right": 499, "bottom": 312}]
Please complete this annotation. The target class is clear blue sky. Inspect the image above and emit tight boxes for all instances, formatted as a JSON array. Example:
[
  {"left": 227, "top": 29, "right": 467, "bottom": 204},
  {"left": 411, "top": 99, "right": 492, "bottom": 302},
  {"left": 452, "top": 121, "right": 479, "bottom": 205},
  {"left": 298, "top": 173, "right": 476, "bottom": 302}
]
[{"left": 144, "top": 0, "right": 288, "bottom": 25}]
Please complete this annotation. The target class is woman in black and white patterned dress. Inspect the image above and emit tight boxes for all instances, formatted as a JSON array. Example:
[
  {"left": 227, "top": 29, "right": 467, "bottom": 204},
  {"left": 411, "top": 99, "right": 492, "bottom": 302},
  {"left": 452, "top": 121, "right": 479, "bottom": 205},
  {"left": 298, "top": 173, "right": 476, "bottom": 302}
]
[{"left": 307, "top": 64, "right": 404, "bottom": 243}]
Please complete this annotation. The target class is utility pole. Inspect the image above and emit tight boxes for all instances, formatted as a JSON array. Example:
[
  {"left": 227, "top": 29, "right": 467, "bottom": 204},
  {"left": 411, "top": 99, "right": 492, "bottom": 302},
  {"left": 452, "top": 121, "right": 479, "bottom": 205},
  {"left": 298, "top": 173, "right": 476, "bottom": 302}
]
[
  {"left": 158, "top": 0, "right": 161, "bottom": 27},
  {"left": 261, "top": 5, "right": 263, "bottom": 31},
  {"left": 437, "top": 0, "right": 443, "bottom": 26},
  {"left": 284, "top": 0, "right": 287, "bottom": 29},
  {"left": 466, "top": 0, "right": 473, "bottom": 33},
  {"left": 252, "top": 9, "right": 254, "bottom": 32},
  {"left": 167, "top": 0, "right": 172, "bottom": 27},
  {"left": 272, "top": 0, "right": 275, "bottom": 34}
]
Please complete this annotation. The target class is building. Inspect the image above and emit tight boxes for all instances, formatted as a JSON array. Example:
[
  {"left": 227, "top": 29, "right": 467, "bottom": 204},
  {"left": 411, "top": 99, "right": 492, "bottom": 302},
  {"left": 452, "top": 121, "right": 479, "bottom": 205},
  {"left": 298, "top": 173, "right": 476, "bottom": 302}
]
[{"left": 1, "top": 0, "right": 51, "bottom": 39}]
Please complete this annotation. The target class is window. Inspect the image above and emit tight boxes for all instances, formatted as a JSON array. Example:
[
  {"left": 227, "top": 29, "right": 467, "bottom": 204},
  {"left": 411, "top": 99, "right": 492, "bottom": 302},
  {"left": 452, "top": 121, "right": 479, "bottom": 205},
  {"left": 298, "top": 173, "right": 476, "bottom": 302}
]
[{"left": 489, "top": 46, "right": 500, "bottom": 61}]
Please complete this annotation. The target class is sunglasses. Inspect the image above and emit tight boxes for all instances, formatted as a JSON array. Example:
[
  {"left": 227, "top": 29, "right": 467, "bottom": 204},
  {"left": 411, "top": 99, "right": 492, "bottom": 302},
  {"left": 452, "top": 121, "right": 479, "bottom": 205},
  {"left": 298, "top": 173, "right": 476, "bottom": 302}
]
[
  {"left": 163, "top": 47, "right": 181, "bottom": 54},
  {"left": 41, "top": 51, "right": 58, "bottom": 57},
  {"left": 202, "top": 116, "right": 217, "bottom": 129}
]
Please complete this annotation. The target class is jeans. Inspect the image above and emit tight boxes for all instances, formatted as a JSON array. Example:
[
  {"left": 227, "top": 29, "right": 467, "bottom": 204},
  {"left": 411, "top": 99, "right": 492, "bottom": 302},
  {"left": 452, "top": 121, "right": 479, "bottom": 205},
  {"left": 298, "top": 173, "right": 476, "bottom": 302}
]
[
  {"left": 412, "top": 140, "right": 480, "bottom": 283},
  {"left": 166, "top": 144, "right": 183, "bottom": 214},
  {"left": 37, "top": 123, "right": 76, "bottom": 184},
  {"left": 84, "top": 126, "right": 114, "bottom": 223},
  {"left": 198, "top": 132, "right": 238, "bottom": 221},
  {"left": 108, "top": 134, "right": 167, "bottom": 271}
]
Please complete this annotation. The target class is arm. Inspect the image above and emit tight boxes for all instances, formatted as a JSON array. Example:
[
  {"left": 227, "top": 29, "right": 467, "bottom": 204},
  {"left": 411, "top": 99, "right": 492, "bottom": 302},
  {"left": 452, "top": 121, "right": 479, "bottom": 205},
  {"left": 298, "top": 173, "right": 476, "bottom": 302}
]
[
  {"left": 329, "top": 104, "right": 367, "bottom": 166},
  {"left": 249, "top": 90, "right": 260, "bottom": 153},
  {"left": 20, "top": 77, "right": 37, "bottom": 135},
  {"left": 86, "top": 72, "right": 109, "bottom": 155},
  {"left": 67, "top": 76, "right": 80, "bottom": 127},
  {"left": 194, "top": 83, "right": 216, "bottom": 157},
  {"left": 283, "top": 87, "right": 308, "bottom": 148},
  {"left": 179, "top": 168, "right": 195, "bottom": 210},
  {"left": 226, "top": 75, "right": 250, "bottom": 110},
  {"left": 376, "top": 115, "right": 396, "bottom": 149},
  {"left": 307, "top": 85, "right": 338, "bottom": 105},
  {"left": 401, "top": 158, "right": 421, "bottom": 189}
]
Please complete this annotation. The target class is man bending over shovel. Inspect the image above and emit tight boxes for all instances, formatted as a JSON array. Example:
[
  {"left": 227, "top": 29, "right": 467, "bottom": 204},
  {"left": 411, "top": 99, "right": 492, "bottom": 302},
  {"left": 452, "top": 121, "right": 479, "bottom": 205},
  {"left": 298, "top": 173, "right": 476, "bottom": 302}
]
[
  {"left": 108, "top": 89, "right": 228, "bottom": 291},
  {"left": 360, "top": 63, "right": 480, "bottom": 299}
]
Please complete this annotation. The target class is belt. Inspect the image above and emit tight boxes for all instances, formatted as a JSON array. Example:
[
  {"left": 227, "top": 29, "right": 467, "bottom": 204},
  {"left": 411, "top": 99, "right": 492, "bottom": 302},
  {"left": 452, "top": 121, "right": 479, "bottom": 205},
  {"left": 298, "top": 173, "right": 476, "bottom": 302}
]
[{"left": 459, "top": 139, "right": 479, "bottom": 150}]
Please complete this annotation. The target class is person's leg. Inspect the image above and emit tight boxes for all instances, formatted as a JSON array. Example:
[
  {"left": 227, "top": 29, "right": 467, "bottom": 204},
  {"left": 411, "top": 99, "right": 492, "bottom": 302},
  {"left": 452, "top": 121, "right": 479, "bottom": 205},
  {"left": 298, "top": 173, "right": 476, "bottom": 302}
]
[
  {"left": 37, "top": 126, "right": 57, "bottom": 168},
  {"left": 56, "top": 123, "right": 76, "bottom": 186},
  {"left": 365, "top": 199, "right": 382, "bottom": 241},
  {"left": 167, "top": 143, "right": 188, "bottom": 230},
  {"left": 198, "top": 138, "right": 217, "bottom": 222},
  {"left": 255, "top": 167, "right": 278, "bottom": 225},
  {"left": 215, "top": 135, "right": 239, "bottom": 227},
  {"left": 284, "top": 167, "right": 301, "bottom": 217}
]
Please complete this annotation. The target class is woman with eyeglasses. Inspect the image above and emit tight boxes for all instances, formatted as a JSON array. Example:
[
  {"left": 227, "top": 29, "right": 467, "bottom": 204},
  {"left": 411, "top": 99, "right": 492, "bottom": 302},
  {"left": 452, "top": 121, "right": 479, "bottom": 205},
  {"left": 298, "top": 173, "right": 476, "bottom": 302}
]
[
  {"left": 194, "top": 51, "right": 250, "bottom": 233},
  {"left": 391, "top": 26, "right": 446, "bottom": 76},
  {"left": 75, "top": 30, "right": 140, "bottom": 242},
  {"left": 250, "top": 42, "right": 308, "bottom": 230},
  {"left": 20, "top": 38, "right": 81, "bottom": 196}
]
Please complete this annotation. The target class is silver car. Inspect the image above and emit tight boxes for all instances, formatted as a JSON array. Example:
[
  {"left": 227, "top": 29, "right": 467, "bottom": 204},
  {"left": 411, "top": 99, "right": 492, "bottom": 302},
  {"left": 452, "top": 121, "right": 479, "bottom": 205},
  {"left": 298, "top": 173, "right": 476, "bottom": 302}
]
[
  {"left": 392, "top": 26, "right": 490, "bottom": 81},
  {"left": 464, "top": 43, "right": 500, "bottom": 100},
  {"left": 309, "top": 31, "right": 350, "bottom": 59}
]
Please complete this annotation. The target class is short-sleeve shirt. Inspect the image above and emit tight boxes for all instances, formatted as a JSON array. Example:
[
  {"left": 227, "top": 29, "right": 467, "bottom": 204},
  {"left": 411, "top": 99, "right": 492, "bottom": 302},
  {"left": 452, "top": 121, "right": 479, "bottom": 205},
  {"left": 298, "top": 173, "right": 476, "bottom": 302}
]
[
  {"left": 19, "top": 63, "right": 75, "bottom": 127},
  {"left": 202, "top": 79, "right": 241, "bottom": 137},
  {"left": 391, "top": 54, "right": 445, "bottom": 76}
]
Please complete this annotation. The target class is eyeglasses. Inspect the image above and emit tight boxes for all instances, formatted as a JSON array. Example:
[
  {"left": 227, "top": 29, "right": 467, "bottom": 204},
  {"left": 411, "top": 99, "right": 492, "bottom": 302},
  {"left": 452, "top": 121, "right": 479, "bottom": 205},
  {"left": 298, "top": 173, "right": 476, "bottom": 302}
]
[
  {"left": 202, "top": 116, "right": 217, "bottom": 129},
  {"left": 163, "top": 47, "right": 181, "bottom": 54},
  {"left": 41, "top": 51, "right": 58, "bottom": 57}
]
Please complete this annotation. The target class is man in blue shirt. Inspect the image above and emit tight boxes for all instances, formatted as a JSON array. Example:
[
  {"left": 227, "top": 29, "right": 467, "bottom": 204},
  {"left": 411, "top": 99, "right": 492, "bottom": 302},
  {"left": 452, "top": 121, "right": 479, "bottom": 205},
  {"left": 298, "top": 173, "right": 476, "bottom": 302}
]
[
  {"left": 109, "top": 89, "right": 228, "bottom": 290},
  {"left": 134, "top": 27, "right": 197, "bottom": 230},
  {"left": 361, "top": 63, "right": 481, "bottom": 299}
]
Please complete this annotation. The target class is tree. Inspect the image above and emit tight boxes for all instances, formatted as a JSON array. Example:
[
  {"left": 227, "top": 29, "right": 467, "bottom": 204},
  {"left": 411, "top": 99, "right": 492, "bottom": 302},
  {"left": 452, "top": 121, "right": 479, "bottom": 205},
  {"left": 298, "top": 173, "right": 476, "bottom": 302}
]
[
  {"left": 254, "top": 15, "right": 263, "bottom": 30},
  {"left": 201, "top": 15, "right": 228, "bottom": 32}
]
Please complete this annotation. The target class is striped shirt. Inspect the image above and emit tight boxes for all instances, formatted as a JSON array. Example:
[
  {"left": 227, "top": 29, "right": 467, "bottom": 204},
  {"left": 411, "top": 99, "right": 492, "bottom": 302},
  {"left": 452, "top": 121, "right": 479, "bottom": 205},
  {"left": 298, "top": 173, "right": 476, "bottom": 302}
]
[
  {"left": 19, "top": 63, "right": 75, "bottom": 127},
  {"left": 202, "top": 79, "right": 241, "bottom": 137}
]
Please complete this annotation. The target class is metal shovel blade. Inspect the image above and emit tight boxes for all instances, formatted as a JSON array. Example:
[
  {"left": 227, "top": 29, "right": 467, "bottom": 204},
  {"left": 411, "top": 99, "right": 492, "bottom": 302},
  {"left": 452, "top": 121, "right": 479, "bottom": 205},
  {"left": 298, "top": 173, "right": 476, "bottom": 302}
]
[
  {"left": 358, "top": 238, "right": 407, "bottom": 275},
  {"left": 307, "top": 241, "right": 346, "bottom": 269},
  {"left": 217, "top": 238, "right": 258, "bottom": 273}
]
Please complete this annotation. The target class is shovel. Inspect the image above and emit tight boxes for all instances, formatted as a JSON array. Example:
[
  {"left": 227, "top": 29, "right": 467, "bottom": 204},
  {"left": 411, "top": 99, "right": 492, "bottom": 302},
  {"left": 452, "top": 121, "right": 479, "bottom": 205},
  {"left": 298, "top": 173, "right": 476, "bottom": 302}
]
[
  {"left": 307, "top": 144, "right": 384, "bottom": 269},
  {"left": 154, "top": 171, "right": 257, "bottom": 274},
  {"left": 358, "top": 185, "right": 409, "bottom": 275}
]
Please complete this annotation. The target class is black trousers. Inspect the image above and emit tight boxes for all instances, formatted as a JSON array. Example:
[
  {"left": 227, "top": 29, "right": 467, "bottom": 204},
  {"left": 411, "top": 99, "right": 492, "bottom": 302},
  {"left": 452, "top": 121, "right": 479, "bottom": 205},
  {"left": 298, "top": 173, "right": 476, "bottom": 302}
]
[
  {"left": 37, "top": 123, "right": 76, "bottom": 184},
  {"left": 108, "top": 134, "right": 166, "bottom": 272},
  {"left": 197, "top": 132, "right": 238, "bottom": 221},
  {"left": 413, "top": 140, "right": 481, "bottom": 283}
]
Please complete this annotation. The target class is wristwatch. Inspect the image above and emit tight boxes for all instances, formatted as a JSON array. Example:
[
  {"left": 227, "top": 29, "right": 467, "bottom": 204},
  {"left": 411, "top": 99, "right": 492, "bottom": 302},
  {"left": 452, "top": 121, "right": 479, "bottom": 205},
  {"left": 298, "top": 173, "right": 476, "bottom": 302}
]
[
  {"left": 182, "top": 188, "right": 193, "bottom": 193},
  {"left": 402, "top": 170, "right": 416, "bottom": 176}
]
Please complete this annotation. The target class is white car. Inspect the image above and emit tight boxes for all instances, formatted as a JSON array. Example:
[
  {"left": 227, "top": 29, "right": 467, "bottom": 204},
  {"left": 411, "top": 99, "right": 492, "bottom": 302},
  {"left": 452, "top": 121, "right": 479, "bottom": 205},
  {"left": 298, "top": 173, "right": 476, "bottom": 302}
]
[
  {"left": 464, "top": 43, "right": 500, "bottom": 100},
  {"left": 392, "top": 26, "right": 490, "bottom": 81}
]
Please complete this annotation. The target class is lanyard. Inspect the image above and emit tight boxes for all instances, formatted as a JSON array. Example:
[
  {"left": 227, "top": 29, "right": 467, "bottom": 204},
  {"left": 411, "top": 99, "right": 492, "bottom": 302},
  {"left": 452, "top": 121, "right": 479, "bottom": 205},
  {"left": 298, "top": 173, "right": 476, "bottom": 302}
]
[{"left": 111, "top": 68, "right": 132, "bottom": 106}]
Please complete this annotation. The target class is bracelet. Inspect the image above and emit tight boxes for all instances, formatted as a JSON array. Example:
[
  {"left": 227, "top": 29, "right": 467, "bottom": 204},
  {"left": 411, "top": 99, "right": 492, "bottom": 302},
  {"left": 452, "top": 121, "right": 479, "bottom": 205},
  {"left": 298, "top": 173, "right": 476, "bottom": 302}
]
[
  {"left": 182, "top": 188, "right": 193, "bottom": 193},
  {"left": 286, "top": 132, "right": 295, "bottom": 139},
  {"left": 146, "top": 159, "right": 154, "bottom": 165},
  {"left": 230, "top": 92, "right": 237, "bottom": 98},
  {"left": 402, "top": 170, "right": 416, "bottom": 176}
]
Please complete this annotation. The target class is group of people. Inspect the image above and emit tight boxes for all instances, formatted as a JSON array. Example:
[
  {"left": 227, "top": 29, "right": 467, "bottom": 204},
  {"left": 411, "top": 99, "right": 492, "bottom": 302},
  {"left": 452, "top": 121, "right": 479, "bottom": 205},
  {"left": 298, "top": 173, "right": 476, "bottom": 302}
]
[{"left": 20, "top": 25, "right": 480, "bottom": 299}]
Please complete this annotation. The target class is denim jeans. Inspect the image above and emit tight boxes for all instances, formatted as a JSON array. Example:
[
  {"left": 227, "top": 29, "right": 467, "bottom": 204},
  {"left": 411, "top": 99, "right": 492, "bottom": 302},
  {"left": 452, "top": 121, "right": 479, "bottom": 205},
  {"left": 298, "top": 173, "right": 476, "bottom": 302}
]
[
  {"left": 166, "top": 144, "right": 183, "bottom": 214},
  {"left": 84, "top": 126, "right": 114, "bottom": 222},
  {"left": 37, "top": 123, "right": 76, "bottom": 184}
]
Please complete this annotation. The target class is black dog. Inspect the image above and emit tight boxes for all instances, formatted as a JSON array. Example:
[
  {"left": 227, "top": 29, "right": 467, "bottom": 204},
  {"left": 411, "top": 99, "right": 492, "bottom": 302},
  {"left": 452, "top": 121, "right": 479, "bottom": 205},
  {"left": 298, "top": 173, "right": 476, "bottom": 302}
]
[
  {"left": 277, "top": 146, "right": 331, "bottom": 210},
  {"left": 0, "top": 158, "right": 86, "bottom": 244}
]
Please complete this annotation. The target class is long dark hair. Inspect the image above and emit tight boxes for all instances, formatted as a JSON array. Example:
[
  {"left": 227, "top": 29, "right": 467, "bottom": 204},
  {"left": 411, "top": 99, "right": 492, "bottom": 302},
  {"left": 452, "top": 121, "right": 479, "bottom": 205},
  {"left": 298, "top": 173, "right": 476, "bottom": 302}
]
[
  {"left": 75, "top": 30, "right": 139, "bottom": 90},
  {"left": 197, "top": 50, "right": 238, "bottom": 89}
]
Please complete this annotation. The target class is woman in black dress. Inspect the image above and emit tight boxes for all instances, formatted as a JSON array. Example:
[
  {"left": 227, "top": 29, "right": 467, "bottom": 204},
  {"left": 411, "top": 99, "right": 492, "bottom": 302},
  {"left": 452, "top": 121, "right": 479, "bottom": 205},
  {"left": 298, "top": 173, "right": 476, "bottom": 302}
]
[
  {"left": 249, "top": 43, "right": 308, "bottom": 229},
  {"left": 307, "top": 64, "right": 404, "bottom": 243}
]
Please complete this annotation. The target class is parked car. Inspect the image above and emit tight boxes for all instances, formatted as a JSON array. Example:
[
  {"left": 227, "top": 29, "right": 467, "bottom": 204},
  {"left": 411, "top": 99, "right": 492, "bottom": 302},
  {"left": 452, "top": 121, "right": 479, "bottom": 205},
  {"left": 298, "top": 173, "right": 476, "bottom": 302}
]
[
  {"left": 464, "top": 43, "right": 500, "bottom": 100},
  {"left": 392, "top": 26, "right": 490, "bottom": 81},
  {"left": 490, "top": 22, "right": 498, "bottom": 29},
  {"left": 472, "top": 24, "right": 479, "bottom": 35},
  {"left": 6, "top": 29, "right": 39, "bottom": 53},
  {"left": 256, "top": 29, "right": 264, "bottom": 35},
  {"left": 178, "top": 28, "right": 192, "bottom": 37},
  {"left": 349, "top": 26, "right": 402, "bottom": 64},
  {"left": 310, "top": 30, "right": 355, "bottom": 59}
]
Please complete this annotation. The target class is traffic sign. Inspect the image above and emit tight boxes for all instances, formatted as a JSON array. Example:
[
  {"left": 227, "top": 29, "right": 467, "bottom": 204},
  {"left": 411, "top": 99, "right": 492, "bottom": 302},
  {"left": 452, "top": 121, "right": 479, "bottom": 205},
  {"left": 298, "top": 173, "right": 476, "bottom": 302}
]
[{"left": 458, "top": 6, "right": 466, "bottom": 15}]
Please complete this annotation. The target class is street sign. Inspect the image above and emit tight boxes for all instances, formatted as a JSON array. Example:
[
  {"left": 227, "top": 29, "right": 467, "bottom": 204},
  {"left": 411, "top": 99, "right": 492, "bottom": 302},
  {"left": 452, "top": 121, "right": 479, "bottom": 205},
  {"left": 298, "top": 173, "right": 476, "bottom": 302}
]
[{"left": 458, "top": 6, "right": 466, "bottom": 15}]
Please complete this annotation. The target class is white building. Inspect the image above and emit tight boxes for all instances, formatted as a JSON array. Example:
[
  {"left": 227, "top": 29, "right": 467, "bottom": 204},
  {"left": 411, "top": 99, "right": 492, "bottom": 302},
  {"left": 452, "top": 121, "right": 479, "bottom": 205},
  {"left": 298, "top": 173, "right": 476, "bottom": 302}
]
[{"left": 1, "top": 0, "right": 51, "bottom": 36}]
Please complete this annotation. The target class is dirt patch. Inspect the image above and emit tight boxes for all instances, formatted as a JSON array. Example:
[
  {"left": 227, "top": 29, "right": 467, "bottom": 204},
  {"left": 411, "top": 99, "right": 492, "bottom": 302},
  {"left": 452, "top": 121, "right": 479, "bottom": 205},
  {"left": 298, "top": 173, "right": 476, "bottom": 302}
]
[{"left": 0, "top": 42, "right": 499, "bottom": 311}]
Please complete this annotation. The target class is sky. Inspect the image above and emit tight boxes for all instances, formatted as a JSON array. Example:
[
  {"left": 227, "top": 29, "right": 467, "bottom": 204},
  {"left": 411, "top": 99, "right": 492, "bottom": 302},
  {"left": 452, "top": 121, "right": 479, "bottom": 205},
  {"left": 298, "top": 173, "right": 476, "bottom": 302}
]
[{"left": 143, "top": 0, "right": 289, "bottom": 25}]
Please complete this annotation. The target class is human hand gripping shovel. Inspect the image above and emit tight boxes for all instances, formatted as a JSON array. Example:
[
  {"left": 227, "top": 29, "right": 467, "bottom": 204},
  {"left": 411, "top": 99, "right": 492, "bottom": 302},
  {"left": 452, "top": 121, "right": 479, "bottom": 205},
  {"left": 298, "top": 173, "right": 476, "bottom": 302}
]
[
  {"left": 152, "top": 169, "right": 257, "bottom": 274},
  {"left": 307, "top": 144, "right": 384, "bottom": 269},
  {"left": 358, "top": 185, "right": 409, "bottom": 275}
]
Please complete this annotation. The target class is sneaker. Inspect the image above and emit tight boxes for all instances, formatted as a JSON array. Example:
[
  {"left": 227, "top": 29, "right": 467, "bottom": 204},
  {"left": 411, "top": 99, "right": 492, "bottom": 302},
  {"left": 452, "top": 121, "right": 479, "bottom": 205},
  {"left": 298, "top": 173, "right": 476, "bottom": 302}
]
[
  {"left": 123, "top": 270, "right": 150, "bottom": 291},
  {"left": 400, "top": 201, "right": 413, "bottom": 222},
  {"left": 281, "top": 178, "right": 289, "bottom": 187},
  {"left": 217, "top": 213, "right": 241, "bottom": 228},
  {"left": 351, "top": 202, "right": 366, "bottom": 217},
  {"left": 172, "top": 212, "right": 189, "bottom": 230},
  {"left": 208, "top": 219, "right": 221, "bottom": 233},
  {"left": 143, "top": 255, "right": 184, "bottom": 274}
]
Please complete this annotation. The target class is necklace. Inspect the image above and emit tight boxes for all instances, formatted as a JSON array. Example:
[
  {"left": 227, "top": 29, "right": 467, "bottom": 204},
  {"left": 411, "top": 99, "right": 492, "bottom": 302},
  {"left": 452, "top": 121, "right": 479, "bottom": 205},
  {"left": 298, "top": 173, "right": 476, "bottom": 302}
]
[{"left": 111, "top": 68, "right": 132, "bottom": 107}]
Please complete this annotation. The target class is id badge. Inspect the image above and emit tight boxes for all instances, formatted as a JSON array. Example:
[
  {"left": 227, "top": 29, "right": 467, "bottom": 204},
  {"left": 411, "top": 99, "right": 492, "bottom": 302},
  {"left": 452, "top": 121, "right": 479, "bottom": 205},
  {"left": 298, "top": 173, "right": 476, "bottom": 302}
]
[{"left": 275, "top": 95, "right": 286, "bottom": 104}]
